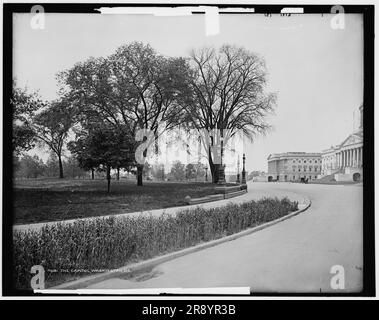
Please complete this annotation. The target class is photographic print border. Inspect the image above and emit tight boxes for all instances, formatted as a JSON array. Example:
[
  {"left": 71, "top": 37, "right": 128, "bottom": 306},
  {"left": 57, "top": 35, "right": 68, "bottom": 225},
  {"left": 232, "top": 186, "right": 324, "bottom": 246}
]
[{"left": 2, "top": 2, "right": 375, "bottom": 297}]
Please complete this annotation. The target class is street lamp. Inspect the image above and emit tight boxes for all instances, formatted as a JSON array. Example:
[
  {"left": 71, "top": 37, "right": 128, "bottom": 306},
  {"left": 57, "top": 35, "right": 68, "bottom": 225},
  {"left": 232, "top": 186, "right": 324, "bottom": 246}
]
[
  {"left": 241, "top": 153, "right": 247, "bottom": 189},
  {"left": 205, "top": 165, "right": 208, "bottom": 182}
]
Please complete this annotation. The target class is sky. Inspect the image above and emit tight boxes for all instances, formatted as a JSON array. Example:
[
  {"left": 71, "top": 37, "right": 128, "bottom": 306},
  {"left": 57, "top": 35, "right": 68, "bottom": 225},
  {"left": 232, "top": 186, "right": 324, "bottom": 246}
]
[{"left": 13, "top": 13, "right": 363, "bottom": 172}]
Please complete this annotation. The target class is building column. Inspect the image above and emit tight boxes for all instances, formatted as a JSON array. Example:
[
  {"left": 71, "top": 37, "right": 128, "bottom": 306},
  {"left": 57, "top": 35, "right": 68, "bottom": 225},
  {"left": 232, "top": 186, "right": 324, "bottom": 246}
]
[
  {"left": 348, "top": 149, "right": 352, "bottom": 167},
  {"left": 355, "top": 148, "right": 359, "bottom": 167},
  {"left": 351, "top": 149, "right": 354, "bottom": 167},
  {"left": 355, "top": 148, "right": 358, "bottom": 166},
  {"left": 355, "top": 148, "right": 358, "bottom": 167},
  {"left": 357, "top": 148, "right": 359, "bottom": 167},
  {"left": 344, "top": 150, "right": 347, "bottom": 167},
  {"left": 349, "top": 149, "right": 353, "bottom": 167},
  {"left": 336, "top": 153, "right": 338, "bottom": 169},
  {"left": 360, "top": 147, "right": 363, "bottom": 167}
]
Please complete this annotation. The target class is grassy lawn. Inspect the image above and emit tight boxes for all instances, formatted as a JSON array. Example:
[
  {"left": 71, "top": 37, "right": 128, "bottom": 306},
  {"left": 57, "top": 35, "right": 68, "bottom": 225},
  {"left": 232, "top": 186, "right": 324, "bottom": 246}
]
[{"left": 13, "top": 178, "right": 229, "bottom": 225}]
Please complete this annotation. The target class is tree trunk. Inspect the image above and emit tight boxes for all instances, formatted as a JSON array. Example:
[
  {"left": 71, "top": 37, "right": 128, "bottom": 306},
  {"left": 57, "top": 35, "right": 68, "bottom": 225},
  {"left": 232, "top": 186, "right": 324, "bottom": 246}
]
[
  {"left": 116, "top": 167, "right": 120, "bottom": 181},
  {"left": 106, "top": 164, "right": 111, "bottom": 193},
  {"left": 210, "top": 163, "right": 220, "bottom": 183},
  {"left": 208, "top": 151, "right": 219, "bottom": 183},
  {"left": 137, "top": 164, "right": 143, "bottom": 186},
  {"left": 58, "top": 155, "right": 64, "bottom": 179},
  {"left": 91, "top": 168, "right": 94, "bottom": 180},
  {"left": 208, "top": 146, "right": 219, "bottom": 183}
]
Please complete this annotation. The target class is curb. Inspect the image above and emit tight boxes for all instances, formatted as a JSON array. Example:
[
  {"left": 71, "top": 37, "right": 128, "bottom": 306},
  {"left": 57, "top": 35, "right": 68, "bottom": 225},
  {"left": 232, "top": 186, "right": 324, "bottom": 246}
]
[
  {"left": 186, "top": 189, "right": 247, "bottom": 205},
  {"left": 52, "top": 197, "right": 311, "bottom": 290}
]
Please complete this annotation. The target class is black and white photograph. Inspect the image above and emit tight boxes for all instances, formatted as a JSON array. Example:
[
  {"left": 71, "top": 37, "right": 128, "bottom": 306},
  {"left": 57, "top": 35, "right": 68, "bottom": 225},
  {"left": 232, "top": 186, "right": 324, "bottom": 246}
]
[{"left": 1, "top": 2, "right": 375, "bottom": 301}]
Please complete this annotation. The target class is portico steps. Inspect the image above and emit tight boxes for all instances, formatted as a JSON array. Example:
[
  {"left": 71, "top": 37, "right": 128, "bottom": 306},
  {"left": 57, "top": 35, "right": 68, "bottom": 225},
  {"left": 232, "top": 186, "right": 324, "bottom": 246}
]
[{"left": 317, "top": 169, "right": 344, "bottom": 182}]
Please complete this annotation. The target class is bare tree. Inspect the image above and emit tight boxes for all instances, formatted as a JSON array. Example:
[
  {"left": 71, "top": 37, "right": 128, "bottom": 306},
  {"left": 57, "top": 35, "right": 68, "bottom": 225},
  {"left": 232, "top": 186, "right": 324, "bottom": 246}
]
[{"left": 187, "top": 45, "right": 276, "bottom": 182}]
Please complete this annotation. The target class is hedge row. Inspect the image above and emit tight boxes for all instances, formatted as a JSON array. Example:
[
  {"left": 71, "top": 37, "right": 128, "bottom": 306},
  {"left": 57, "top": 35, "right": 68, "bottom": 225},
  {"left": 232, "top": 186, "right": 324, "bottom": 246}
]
[{"left": 13, "top": 197, "right": 298, "bottom": 289}]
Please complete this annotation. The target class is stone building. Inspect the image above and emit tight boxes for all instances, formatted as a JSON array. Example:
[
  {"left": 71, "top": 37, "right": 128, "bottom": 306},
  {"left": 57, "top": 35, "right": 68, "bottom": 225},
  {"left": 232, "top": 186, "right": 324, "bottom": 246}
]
[
  {"left": 321, "top": 104, "right": 363, "bottom": 182},
  {"left": 267, "top": 152, "right": 322, "bottom": 182}
]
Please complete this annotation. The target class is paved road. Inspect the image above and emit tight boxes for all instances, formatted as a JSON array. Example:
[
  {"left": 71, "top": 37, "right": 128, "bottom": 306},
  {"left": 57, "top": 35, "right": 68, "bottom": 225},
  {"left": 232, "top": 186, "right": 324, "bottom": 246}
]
[{"left": 87, "top": 182, "right": 363, "bottom": 293}]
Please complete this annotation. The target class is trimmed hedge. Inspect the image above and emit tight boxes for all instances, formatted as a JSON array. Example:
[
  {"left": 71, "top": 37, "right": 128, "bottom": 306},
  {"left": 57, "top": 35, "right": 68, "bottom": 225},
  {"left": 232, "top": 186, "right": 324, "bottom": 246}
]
[{"left": 13, "top": 197, "right": 298, "bottom": 289}]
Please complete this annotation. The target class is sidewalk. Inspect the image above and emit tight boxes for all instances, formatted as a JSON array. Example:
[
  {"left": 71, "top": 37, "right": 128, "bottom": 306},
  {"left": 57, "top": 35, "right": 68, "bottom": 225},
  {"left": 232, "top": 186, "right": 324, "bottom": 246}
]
[{"left": 13, "top": 181, "right": 307, "bottom": 232}]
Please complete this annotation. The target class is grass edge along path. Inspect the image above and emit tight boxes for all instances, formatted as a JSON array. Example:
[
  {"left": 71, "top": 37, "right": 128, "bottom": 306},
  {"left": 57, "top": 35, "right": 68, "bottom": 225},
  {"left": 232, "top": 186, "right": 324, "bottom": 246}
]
[{"left": 14, "top": 197, "right": 298, "bottom": 290}]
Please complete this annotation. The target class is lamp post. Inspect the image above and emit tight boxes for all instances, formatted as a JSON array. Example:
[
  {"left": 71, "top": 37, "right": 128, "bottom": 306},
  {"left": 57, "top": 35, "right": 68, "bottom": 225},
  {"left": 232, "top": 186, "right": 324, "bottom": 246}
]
[
  {"left": 236, "top": 155, "right": 240, "bottom": 184},
  {"left": 205, "top": 166, "right": 208, "bottom": 182},
  {"left": 241, "top": 153, "right": 247, "bottom": 188}
]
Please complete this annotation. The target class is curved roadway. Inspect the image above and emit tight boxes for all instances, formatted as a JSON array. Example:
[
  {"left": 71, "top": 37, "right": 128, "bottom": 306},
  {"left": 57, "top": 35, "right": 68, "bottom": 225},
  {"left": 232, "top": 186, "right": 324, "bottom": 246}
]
[{"left": 87, "top": 181, "right": 363, "bottom": 293}]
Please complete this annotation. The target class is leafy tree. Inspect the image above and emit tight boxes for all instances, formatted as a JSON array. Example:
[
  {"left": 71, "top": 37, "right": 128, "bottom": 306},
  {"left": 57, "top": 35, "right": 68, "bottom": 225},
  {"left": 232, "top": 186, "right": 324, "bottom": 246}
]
[
  {"left": 11, "top": 83, "right": 45, "bottom": 155},
  {"left": 187, "top": 45, "right": 276, "bottom": 182},
  {"left": 68, "top": 125, "right": 135, "bottom": 192},
  {"left": 249, "top": 171, "right": 263, "bottom": 178},
  {"left": 170, "top": 160, "right": 186, "bottom": 181},
  {"left": 45, "top": 152, "right": 60, "bottom": 177},
  {"left": 59, "top": 42, "right": 191, "bottom": 186},
  {"left": 16, "top": 154, "right": 46, "bottom": 179},
  {"left": 185, "top": 163, "right": 196, "bottom": 181},
  {"left": 151, "top": 163, "right": 166, "bottom": 181},
  {"left": 33, "top": 99, "right": 75, "bottom": 178},
  {"left": 13, "top": 155, "right": 21, "bottom": 173},
  {"left": 194, "top": 162, "right": 206, "bottom": 181},
  {"left": 63, "top": 155, "right": 87, "bottom": 179},
  {"left": 142, "top": 162, "right": 152, "bottom": 179}
]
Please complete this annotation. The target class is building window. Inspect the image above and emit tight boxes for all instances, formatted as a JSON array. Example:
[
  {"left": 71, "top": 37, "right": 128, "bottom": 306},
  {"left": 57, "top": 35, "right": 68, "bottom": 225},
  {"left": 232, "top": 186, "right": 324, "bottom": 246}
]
[{"left": 309, "top": 167, "right": 312, "bottom": 172}]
